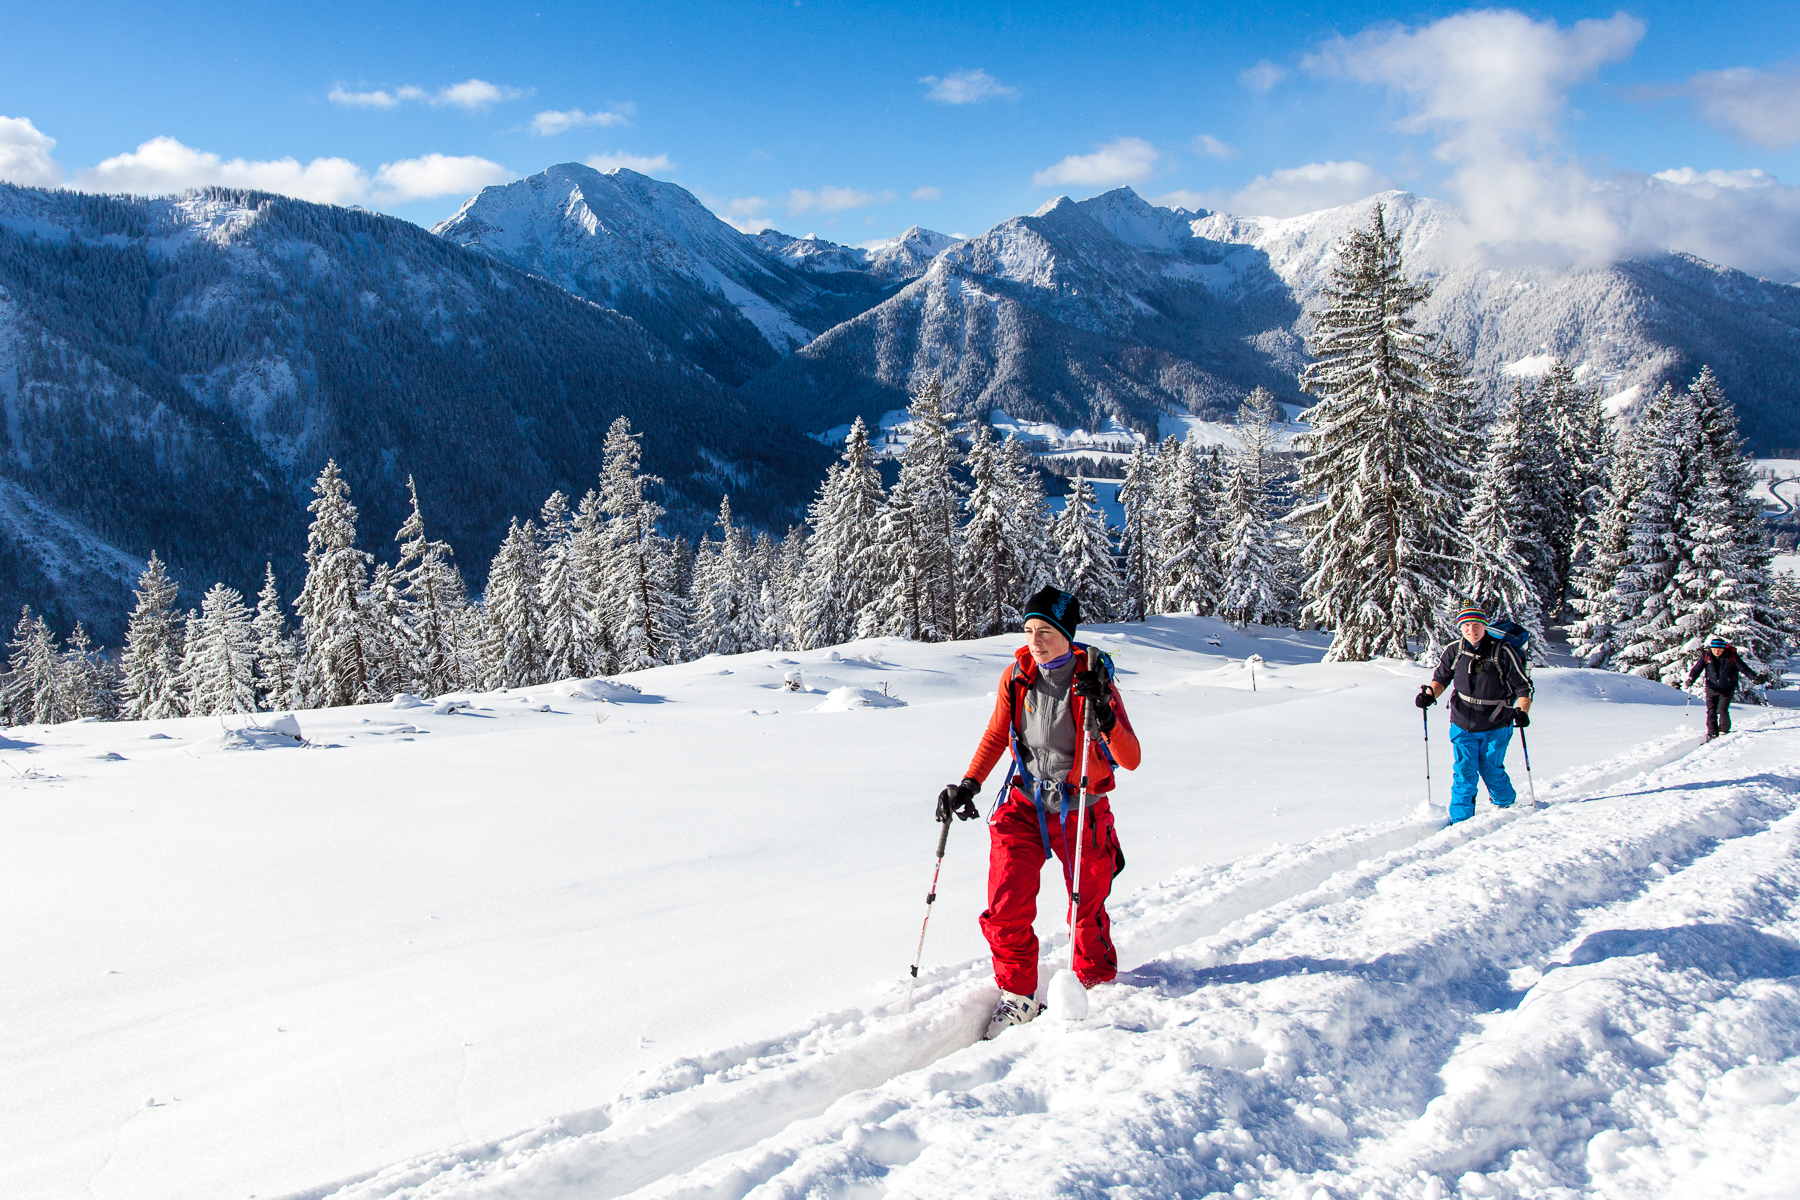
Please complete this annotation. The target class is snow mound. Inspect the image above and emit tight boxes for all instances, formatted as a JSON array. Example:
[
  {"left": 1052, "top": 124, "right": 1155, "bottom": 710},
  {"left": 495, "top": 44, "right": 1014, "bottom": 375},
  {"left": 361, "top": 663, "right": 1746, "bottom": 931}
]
[
  {"left": 811, "top": 686, "right": 905, "bottom": 711},
  {"left": 553, "top": 678, "right": 651, "bottom": 703},
  {"left": 189, "top": 715, "right": 305, "bottom": 753}
]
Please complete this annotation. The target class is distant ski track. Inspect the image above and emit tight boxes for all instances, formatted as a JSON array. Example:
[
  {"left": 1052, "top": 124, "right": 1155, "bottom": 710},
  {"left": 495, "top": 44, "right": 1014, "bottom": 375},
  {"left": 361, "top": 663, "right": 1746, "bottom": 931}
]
[{"left": 296, "top": 716, "right": 1798, "bottom": 1200}]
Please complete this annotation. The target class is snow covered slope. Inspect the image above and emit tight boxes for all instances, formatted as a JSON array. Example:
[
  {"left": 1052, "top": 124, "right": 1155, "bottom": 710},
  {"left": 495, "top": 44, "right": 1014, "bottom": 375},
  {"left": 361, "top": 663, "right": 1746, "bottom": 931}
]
[
  {"left": 754, "top": 226, "right": 961, "bottom": 283},
  {"left": 6, "top": 616, "right": 1788, "bottom": 1200},
  {"left": 434, "top": 166, "right": 899, "bottom": 385}
]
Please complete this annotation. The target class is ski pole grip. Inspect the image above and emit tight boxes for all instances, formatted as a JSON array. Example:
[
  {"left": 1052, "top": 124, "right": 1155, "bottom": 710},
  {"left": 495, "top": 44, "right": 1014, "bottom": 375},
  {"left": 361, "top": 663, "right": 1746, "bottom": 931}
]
[{"left": 935, "top": 815, "right": 952, "bottom": 858}]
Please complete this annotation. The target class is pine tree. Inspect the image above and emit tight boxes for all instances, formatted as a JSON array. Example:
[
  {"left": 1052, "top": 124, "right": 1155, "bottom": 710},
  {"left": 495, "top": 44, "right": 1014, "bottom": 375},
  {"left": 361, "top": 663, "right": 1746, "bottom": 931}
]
[
  {"left": 481, "top": 517, "right": 545, "bottom": 688},
  {"left": 1054, "top": 478, "right": 1122, "bottom": 621},
  {"left": 1000, "top": 434, "right": 1055, "bottom": 601},
  {"left": 252, "top": 564, "right": 298, "bottom": 710},
  {"left": 1219, "top": 389, "right": 1289, "bottom": 628},
  {"left": 1610, "top": 384, "right": 1708, "bottom": 683},
  {"left": 1541, "top": 360, "right": 1605, "bottom": 620},
  {"left": 1294, "top": 204, "right": 1475, "bottom": 661},
  {"left": 570, "top": 488, "right": 618, "bottom": 675},
  {"left": 1686, "top": 367, "right": 1790, "bottom": 698},
  {"left": 1152, "top": 436, "right": 1212, "bottom": 615},
  {"left": 293, "top": 461, "right": 374, "bottom": 708},
  {"left": 960, "top": 426, "right": 1020, "bottom": 638},
  {"left": 121, "top": 551, "right": 185, "bottom": 720},
  {"left": 768, "top": 526, "right": 808, "bottom": 651},
  {"left": 2, "top": 607, "right": 64, "bottom": 726},
  {"left": 361, "top": 561, "right": 408, "bottom": 702},
  {"left": 1560, "top": 374, "right": 1617, "bottom": 627},
  {"left": 596, "top": 417, "right": 686, "bottom": 670},
  {"left": 861, "top": 377, "right": 964, "bottom": 641},
  {"left": 691, "top": 497, "right": 757, "bottom": 656},
  {"left": 537, "top": 490, "right": 597, "bottom": 682},
  {"left": 182, "top": 583, "right": 258, "bottom": 716},
  {"left": 393, "top": 477, "right": 470, "bottom": 695},
  {"left": 1569, "top": 418, "right": 1645, "bottom": 667},
  {"left": 59, "top": 623, "right": 116, "bottom": 720},
  {"left": 1455, "top": 386, "right": 1550, "bottom": 662},
  {"left": 1116, "top": 442, "right": 1158, "bottom": 623}
]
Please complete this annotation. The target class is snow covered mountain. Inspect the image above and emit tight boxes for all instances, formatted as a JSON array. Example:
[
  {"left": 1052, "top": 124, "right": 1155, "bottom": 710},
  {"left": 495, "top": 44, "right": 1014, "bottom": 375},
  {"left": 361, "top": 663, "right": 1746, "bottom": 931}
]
[
  {"left": 754, "top": 225, "right": 963, "bottom": 283},
  {"left": 434, "top": 165, "right": 902, "bottom": 386},
  {"left": 0, "top": 182, "right": 828, "bottom": 637},
  {"left": 748, "top": 187, "right": 1800, "bottom": 453}
]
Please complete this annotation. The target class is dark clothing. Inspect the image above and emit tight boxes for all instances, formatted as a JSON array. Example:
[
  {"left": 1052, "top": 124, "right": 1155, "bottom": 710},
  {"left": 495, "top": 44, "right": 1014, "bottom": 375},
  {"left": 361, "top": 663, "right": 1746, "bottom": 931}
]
[
  {"left": 1706, "top": 690, "right": 1733, "bottom": 739},
  {"left": 1686, "top": 648, "right": 1741, "bottom": 698},
  {"left": 1432, "top": 634, "right": 1534, "bottom": 733}
]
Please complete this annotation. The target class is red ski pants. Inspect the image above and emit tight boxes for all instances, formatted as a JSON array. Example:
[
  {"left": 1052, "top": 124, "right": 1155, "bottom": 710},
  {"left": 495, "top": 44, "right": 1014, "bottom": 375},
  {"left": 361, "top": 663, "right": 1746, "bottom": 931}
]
[{"left": 979, "top": 790, "right": 1121, "bottom": 998}]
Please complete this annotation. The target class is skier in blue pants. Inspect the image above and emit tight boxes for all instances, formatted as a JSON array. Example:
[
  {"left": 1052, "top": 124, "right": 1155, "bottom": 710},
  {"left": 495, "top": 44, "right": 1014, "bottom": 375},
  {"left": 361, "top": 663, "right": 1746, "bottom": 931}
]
[{"left": 1415, "top": 608, "right": 1534, "bottom": 822}]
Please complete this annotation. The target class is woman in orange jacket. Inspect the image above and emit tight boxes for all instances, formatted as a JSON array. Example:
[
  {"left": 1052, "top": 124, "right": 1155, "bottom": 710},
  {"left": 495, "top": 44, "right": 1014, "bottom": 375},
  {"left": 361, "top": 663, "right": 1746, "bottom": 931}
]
[{"left": 936, "top": 586, "right": 1141, "bottom": 1038}]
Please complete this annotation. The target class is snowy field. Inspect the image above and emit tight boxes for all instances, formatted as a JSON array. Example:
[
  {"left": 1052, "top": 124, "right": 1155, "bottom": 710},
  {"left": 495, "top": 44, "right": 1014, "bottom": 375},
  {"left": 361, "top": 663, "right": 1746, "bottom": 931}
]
[{"left": 5, "top": 617, "right": 1797, "bottom": 1199}]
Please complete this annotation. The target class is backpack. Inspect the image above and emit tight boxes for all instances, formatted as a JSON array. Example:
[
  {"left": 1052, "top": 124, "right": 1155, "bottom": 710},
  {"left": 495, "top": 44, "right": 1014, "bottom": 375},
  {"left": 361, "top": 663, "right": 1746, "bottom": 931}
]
[{"left": 1487, "top": 618, "right": 1531, "bottom": 668}]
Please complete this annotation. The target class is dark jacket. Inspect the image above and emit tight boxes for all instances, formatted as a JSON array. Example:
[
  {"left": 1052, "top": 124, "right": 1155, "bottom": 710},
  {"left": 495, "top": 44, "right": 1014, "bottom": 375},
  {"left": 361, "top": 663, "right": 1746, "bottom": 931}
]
[
  {"left": 1687, "top": 647, "right": 1741, "bottom": 697},
  {"left": 1432, "top": 633, "right": 1533, "bottom": 733}
]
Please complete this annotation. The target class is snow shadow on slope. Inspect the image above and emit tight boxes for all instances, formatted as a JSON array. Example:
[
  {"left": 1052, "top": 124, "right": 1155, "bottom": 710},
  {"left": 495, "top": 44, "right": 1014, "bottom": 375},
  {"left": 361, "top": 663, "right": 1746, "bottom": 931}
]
[
  {"left": 1559, "top": 922, "right": 1800, "bottom": 980},
  {"left": 1132, "top": 951, "right": 1530, "bottom": 1013}
]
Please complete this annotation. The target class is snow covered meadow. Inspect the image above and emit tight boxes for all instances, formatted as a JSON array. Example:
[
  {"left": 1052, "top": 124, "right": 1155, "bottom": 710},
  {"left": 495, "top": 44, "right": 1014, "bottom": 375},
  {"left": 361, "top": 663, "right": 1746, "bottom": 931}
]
[{"left": 5, "top": 616, "right": 1797, "bottom": 1199}]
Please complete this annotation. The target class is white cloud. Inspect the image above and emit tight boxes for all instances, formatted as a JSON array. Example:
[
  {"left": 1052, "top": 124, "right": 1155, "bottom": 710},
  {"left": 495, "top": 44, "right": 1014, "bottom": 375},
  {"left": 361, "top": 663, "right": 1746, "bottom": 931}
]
[
  {"left": 920, "top": 69, "right": 1018, "bottom": 105},
  {"left": 1305, "top": 10, "right": 1643, "bottom": 262},
  {"left": 75, "top": 137, "right": 371, "bottom": 204},
  {"left": 328, "top": 85, "right": 425, "bottom": 108},
  {"left": 0, "top": 115, "right": 64, "bottom": 187},
  {"left": 1031, "top": 137, "right": 1160, "bottom": 188},
  {"left": 704, "top": 193, "right": 776, "bottom": 234},
  {"left": 1669, "top": 63, "right": 1800, "bottom": 150},
  {"left": 432, "top": 79, "right": 526, "bottom": 110},
  {"left": 786, "top": 186, "right": 894, "bottom": 216},
  {"left": 585, "top": 151, "right": 675, "bottom": 175},
  {"left": 911, "top": 186, "right": 941, "bottom": 201},
  {"left": 1240, "top": 60, "right": 1286, "bottom": 93},
  {"left": 372, "top": 153, "right": 511, "bottom": 202},
  {"left": 1151, "top": 160, "right": 1393, "bottom": 218},
  {"left": 1193, "top": 134, "right": 1236, "bottom": 160},
  {"left": 531, "top": 106, "right": 633, "bottom": 136},
  {"left": 67, "top": 135, "right": 506, "bottom": 207},
  {"left": 1605, "top": 169, "right": 1800, "bottom": 281},
  {"left": 327, "top": 79, "right": 524, "bottom": 112},
  {"left": 1652, "top": 167, "right": 1775, "bottom": 189}
]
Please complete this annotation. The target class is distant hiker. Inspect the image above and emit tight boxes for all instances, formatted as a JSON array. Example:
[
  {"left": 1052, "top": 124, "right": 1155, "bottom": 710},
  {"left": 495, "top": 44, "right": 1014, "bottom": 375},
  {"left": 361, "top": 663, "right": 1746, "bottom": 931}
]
[
  {"left": 935, "top": 586, "right": 1141, "bottom": 1038},
  {"left": 1415, "top": 608, "right": 1534, "bottom": 822},
  {"left": 1687, "top": 636, "right": 1741, "bottom": 741}
]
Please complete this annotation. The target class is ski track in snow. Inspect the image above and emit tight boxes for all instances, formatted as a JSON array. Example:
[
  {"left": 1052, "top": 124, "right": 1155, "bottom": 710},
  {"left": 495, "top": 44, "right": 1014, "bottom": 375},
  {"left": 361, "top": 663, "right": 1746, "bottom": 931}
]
[{"left": 291, "top": 714, "right": 1800, "bottom": 1200}]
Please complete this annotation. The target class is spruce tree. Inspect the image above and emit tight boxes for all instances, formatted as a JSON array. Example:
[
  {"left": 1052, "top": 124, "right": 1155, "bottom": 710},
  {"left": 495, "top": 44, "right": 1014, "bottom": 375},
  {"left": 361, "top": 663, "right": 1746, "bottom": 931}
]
[
  {"left": 252, "top": 564, "right": 298, "bottom": 710},
  {"left": 182, "top": 584, "right": 258, "bottom": 716},
  {"left": 1153, "top": 436, "right": 1211, "bottom": 615},
  {"left": 59, "top": 623, "right": 116, "bottom": 720},
  {"left": 1000, "top": 434, "right": 1055, "bottom": 601},
  {"left": 1570, "top": 419, "right": 1645, "bottom": 667},
  {"left": 1455, "top": 387, "right": 1550, "bottom": 662},
  {"left": 1542, "top": 360, "right": 1605, "bottom": 619},
  {"left": 121, "top": 551, "right": 185, "bottom": 720},
  {"left": 293, "top": 461, "right": 374, "bottom": 708},
  {"left": 691, "top": 497, "right": 757, "bottom": 657},
  {"left": 1219, "top": 389, "right": 1289, "bottom": 628},
  {"left": 361, "top": 562, "right": 408, "bottom": 702},
  {"left": 537, "top": 490, "right": 597, "bottom": 682},
  {"left": 795, "top": 419, "right": 887, "bottom": 648},
  {"left": 570, "top": 488, "right": 618, "bottom": 675},
  {"left": 596, "top": 417, "right": 686, "bottom": 670},
  {"left": 1294, "top": 204, "right": 1474, "bottom": 661},
  {"left": 961, "top": 426, "right": 1019, "bottom": 638},
  {"left": 1116, "top": 442, "right": 1158, "bottom": 623},
  {"left": 861, "top": 377, "right": 964, "bottom": 641},
  {"left": 394, "top": 477, "right": 469, "bottom": 695},
  {"left": 1054, "top": 479, "right": 1122, "bottom": 621},
  {"left": 481, "top": 517, "right": 546, "bottom": 688},
  {"left": 2, "top": 608, "right": 63, "bottom": 726},
  {"left": 1610, "top": 384, "right": 1708, "bottom": 683}
]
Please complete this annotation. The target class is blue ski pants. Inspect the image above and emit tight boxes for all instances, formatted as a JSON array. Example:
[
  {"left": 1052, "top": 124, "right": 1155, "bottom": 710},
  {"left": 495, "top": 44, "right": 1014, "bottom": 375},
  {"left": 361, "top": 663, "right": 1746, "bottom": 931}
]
[{"left": 1447, "top": 723, "right": 1516, "bottom": 822}]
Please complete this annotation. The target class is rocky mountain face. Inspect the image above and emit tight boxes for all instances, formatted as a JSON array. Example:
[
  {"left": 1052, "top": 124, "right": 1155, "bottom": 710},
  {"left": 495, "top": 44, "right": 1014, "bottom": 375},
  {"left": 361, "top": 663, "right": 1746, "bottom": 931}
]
[
  {"left": 434, "top": 165, "right": 903, "bottom": 386},
  {"left": 748, "top": 187, "right": 1800, "bottom": 450},
  {"left": 0, "top": 183, "right": 829, "bottom": 639}
]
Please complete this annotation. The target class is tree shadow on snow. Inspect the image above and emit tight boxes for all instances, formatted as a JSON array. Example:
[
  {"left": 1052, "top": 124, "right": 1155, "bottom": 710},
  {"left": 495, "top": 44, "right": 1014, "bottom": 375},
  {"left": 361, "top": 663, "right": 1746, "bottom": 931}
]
[{"left": 1132, "top": 951, "right": 1528, "bottom": 1013}]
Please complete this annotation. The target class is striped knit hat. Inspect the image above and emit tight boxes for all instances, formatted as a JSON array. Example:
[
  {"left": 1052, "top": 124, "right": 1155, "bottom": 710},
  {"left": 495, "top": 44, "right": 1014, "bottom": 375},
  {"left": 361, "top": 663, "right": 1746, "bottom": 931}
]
[
  {"left": 1708, "top": 635, "right": 1730, "bottom": 648},
  {"left": 1454, "top": 607, "right": 1489, "bottom": 627}
]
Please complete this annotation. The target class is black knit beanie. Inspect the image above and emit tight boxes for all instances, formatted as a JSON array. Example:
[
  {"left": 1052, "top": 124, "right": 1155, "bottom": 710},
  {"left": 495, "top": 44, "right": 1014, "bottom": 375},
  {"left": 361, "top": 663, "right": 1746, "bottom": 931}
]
[{"left": 1022, "top": 585, "right": 1080, "bottom": 641}]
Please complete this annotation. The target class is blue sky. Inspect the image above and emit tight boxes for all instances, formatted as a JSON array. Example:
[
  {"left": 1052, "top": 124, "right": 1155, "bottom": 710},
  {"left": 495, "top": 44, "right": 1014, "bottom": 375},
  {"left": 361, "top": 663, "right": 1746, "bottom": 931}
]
[{"left": 3, "top": 1, "right": 1798, "bottom": 271}]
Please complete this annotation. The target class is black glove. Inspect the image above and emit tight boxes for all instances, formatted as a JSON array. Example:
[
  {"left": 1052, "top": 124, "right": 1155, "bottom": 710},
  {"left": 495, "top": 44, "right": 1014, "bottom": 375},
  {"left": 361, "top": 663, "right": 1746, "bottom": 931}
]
[
  {"left": 936, "top": 777, "right": 980, "bottom": 822},
  {"left": 1074, "top": 669, "right": 1117, "bottom": 734},
  {"left": 1514, "top": 709, "right": 1531, "bottom": 728},
  {"left": 1415, "top": 686, "right": 1437, "bottom": 709}
]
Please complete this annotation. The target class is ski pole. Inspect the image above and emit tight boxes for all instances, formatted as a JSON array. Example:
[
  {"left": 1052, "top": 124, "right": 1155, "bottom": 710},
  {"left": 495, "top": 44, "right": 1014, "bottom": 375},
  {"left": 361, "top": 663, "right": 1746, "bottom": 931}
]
[
  {"left": 1422, "top": 707, "right": 1432, "bottom": 809},
  {"left": 1519, "top": 726, "right": 1537, "bottom": 807},
  {"left": 904, "top": 813, "right": 954, "bottom": 1014},
  {"left": 1066, "top": 717, "right": 1091, "bottom": 960}
]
